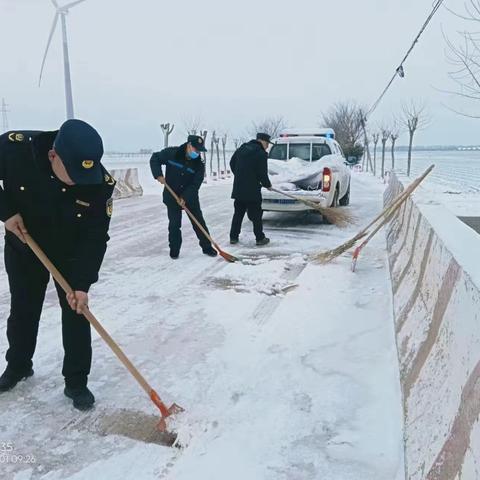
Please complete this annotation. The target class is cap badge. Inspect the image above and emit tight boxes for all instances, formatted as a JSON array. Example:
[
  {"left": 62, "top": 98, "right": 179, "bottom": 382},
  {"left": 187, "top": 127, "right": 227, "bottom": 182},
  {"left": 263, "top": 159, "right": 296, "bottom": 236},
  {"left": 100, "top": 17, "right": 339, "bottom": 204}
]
[
  {"left": 82, "top": 160, "right": 94, "bottom": 169},
  {"left": 8, "top": 133, "right": 24, "bottom": 143}
]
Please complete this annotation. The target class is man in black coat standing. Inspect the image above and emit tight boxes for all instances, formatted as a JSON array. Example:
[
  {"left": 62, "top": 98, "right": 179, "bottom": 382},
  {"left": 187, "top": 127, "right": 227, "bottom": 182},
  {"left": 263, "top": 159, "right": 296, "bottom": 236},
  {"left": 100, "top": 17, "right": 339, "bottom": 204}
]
[
  {"left": 0, "top": 120, "right": 115, "bottom": 411},
  {"left": 150, "top": 135, "right": 217, "bottom": 259},
  {"left": 229, "top": 133, "right": 273, "bottom": 246}
]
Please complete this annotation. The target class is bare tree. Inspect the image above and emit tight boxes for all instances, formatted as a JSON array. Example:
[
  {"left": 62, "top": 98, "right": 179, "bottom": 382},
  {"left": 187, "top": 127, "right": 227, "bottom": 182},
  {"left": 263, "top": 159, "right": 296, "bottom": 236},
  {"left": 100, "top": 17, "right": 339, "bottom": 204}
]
[
  {"left": 372, "top": 132, "right": 380, "bottom": 176},
  {"left": 160, "top": 123, "right": 174, "bottom": 148},
  {"left": 183, "top": 115, "right": 203, "bottom": 136},
  {"left": 442, "top": 2, "right": 480, "bottom": 118},
  {"left": 199, "top": 130, "right": 208, "bottom": 182},
  {"left": 249, "top": 116, "right": 288, "bottom": 138},
  {"left": 380, "top": 126, "right": 391, "bottom": 178},
  {"left": 210, "top": 131, "right": 217, "bottom": 178},
  {"left": 322, "top": 101, "right": 365, "bottom": 157},
  {"left": 401, "top": 102, "right": 430, "bottom": 176},
  {"left": 221, "top": 133, "right": 228, "bottom": 176},
  {"left": 390, "top": 120, "right": 401, "bottom": 170}
]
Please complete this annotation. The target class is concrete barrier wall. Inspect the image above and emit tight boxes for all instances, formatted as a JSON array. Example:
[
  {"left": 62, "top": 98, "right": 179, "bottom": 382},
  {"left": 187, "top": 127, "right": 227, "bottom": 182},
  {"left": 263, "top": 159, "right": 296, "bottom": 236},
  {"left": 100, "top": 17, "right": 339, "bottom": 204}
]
[
  {"left": 109, "top": 168, "right": 143, "bottom": 200},
  {"left": 385, "top": 173, "right": 480, "bottom": 480}
]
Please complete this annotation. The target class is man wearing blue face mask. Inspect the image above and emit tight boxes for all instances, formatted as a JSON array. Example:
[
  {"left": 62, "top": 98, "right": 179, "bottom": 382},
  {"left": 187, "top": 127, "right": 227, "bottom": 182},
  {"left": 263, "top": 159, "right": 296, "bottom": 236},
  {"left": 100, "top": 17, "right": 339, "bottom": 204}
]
[{"left": 150, "top": 135, "right": 217, "bottom": 259}]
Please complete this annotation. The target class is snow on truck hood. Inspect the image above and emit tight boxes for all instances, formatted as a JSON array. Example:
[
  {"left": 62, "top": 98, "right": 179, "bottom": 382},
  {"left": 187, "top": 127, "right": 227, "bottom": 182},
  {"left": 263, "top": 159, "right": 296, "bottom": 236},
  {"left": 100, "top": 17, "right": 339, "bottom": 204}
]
[{"left": 268, "top": 157, "right": 330, "bottom": 188}]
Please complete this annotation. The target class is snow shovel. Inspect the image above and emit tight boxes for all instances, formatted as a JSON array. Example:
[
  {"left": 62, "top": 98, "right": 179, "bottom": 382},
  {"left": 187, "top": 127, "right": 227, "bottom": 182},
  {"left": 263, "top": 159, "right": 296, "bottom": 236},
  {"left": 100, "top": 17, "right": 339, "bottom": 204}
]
[
  {"left": 269, "top": 187, "right": 354, "bottom": 227},
  {"left": 163, "top": 182, "right": 237, "bottom": 263},
  {"left": 24, "top": 233, "right": 183, "bottom": 433},
  {"left": 351, "top": 164, "right": 434, "bottom": 271}
]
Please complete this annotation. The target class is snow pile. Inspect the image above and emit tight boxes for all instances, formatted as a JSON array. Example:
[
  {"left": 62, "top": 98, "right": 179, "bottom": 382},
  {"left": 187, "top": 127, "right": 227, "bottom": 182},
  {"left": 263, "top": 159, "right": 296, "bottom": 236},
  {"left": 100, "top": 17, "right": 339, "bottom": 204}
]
[
  {"left": 268, "top": 157, "right": 327, "bottom": 190},
  {"left": 207, "top": 254, "right": 306, "bottom": 296}
]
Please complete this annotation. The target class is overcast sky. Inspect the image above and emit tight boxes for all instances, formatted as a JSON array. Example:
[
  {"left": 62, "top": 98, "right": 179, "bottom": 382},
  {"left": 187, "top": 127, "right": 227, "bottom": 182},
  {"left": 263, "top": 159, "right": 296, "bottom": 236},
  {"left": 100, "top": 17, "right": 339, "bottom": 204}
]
[{"left": 0, "top": 0, "right": 476, "bottom": 149}]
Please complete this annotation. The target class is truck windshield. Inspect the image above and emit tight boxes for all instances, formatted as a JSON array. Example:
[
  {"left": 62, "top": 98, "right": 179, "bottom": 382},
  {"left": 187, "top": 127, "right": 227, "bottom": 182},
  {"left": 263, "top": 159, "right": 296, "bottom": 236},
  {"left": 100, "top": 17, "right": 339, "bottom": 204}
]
[
  {"left": 312, "top": 144, "right": 332, "bottom": 161},
  {"left": 269, "top": 144, "right": 288, "bottom": 161},
  {"left": 288, "top": 144, "right": 311, "bottom": 160},
  {"left": 269, "top": 143, "right": 332, "bottom": 161}
]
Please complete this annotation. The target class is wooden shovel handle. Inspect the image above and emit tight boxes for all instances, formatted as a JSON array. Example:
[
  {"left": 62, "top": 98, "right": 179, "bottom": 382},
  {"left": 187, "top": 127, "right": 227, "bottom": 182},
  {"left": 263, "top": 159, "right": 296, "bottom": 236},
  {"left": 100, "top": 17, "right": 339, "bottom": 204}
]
[
  {"left": 163, "top": 182, "right": 219, "bottom": 249},
  {"left": 24, "top": 234, "right": 154, "bottom": 397}
]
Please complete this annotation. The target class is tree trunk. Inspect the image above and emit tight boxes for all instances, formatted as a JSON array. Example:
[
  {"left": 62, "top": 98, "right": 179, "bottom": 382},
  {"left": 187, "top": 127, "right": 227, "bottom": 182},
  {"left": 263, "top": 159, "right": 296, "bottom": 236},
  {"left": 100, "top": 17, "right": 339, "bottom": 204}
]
[
  {"left": 373, "top": 142, "right": 378, "bottom": 176},
  {"left": 391, "top": 140, "right": 396, "bottom": 170},
  {"left": 361, "top": 122, "right": 374, "bottom": 173},
  {"left": 381, "top": 141, "right": 387, "bottom": 178},
  {"left": 407, "top": 132, "right": 414, "bottom": 176}
]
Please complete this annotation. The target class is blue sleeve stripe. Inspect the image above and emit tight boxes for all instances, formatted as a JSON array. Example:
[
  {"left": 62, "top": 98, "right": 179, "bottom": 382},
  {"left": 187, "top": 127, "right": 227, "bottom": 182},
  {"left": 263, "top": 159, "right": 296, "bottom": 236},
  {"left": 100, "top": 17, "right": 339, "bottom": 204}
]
[{"left": 168, "top": 160, "right": 195, "bottom": 174}]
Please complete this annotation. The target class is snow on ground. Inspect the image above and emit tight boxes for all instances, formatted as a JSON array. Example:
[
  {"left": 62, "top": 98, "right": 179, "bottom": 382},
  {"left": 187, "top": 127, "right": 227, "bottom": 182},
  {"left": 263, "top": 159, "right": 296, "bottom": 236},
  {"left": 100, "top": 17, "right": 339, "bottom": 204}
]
[
  {"left": 393, "top": 150, "right": 480, "bottom": 217},
  {"left": 0, "top": 167, "right": 404, "bottom": 480}
]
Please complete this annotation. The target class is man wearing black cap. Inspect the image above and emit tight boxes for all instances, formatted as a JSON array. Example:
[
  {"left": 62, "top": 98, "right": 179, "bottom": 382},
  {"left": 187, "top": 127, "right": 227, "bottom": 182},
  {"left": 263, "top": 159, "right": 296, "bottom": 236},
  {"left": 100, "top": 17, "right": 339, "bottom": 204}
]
[
  {"left": 229, "top": 133, "right": 273, "bottom": 246},
  {"left": 0, "top": 119, "right": 115, "bottom": 411},
  {"left": 150, "top": 135, "right": 217, "bottom": 259}
]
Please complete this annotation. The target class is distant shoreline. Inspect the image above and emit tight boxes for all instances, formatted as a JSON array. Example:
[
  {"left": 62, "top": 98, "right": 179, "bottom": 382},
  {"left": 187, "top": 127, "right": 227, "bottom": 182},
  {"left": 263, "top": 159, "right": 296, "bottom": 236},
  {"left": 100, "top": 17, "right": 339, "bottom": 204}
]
[{"left": 104, "top": 145, "right": 480, "bottom": 156}]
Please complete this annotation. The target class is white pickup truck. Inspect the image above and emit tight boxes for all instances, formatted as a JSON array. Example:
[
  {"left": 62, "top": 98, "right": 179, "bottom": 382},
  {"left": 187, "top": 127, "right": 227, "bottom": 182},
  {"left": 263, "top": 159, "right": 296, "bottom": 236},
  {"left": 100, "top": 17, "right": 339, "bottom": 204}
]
[{"left": 262, "top": 128, "right": 352, "bottom": 212}]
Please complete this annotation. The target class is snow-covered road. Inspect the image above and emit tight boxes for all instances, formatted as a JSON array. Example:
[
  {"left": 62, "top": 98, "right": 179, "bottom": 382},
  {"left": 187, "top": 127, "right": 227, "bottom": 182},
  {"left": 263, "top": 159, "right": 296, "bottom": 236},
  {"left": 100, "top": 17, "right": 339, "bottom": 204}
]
[{"left": 0, "top": 171, "right": 404, "bottom": 480}]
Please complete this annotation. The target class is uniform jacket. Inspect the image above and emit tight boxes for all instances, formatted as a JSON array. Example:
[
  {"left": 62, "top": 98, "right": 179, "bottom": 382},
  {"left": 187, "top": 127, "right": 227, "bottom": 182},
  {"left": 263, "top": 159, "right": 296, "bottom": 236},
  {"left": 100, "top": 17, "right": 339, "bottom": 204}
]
[
  {"left": 149, "top": 143, "right": 205, "bottom": 204},
  {"left": 230, "top": 140, "right": 272, "bottom": 203},
  {"left": 0, "top": 130, "right": 115, "bottom": 292}
]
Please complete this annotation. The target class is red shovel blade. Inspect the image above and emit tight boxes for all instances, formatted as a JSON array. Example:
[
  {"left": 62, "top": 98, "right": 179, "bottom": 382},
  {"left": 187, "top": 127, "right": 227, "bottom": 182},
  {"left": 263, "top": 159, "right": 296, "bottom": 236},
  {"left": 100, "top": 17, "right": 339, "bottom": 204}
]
[
  {"left": 351, "top": 246, "right": 361, "bottom": 272},
  {"left": 213, "top": 243, "right": 237, "bottom": 263},
  {"left": 150, "top": 389, "right": 185, "bottom": 432}
]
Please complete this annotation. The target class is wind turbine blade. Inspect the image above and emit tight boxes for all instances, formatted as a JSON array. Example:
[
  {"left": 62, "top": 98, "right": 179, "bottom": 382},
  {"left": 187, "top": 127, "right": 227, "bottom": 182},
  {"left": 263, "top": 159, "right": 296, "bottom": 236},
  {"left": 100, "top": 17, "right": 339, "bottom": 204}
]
[
  {"left": 38, "top": 12, "right": 60, "bottom": 87},
  {"left": 63, "top": 0, "right": 87, "bottom": 9}
]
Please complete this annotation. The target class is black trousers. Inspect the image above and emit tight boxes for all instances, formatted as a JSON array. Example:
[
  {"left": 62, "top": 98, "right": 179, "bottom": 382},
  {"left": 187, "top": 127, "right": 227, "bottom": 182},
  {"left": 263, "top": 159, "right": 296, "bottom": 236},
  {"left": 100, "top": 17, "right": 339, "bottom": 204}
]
[
  {"left": 4, "top": 240, "right": 91, "bottom": 389},
  {"left": 164, "top": 195, "right": 212, "bottom": 253},
  {"left": 230, "top": 199, "right": 265, "bottom": 241}
]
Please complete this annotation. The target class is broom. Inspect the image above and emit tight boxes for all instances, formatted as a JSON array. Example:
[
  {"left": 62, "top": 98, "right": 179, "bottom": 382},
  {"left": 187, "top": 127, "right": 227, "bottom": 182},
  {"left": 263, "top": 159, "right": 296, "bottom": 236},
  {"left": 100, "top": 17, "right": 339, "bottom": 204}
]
[
  {"left": 312, "top": 165, "right": 435, "bottom": 264},
  {"left": 269, "top": 187, "right": 355, "bottom": 227},
  {"left": 163, "top": 182, "right": 237, "bottom": 263}
]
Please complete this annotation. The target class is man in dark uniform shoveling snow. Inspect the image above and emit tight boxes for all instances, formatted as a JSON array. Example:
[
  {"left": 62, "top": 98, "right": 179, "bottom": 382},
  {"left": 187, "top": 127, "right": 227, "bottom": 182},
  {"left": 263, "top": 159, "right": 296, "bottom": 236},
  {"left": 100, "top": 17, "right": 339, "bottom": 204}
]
[
  {"left": 229, "top": 133, "right": 273, "bottom": 246},
  {"left": 150, "top": 135, "right": 217, "bottom": 259},
  {"left": 0, "top": 119, "right": 115, "bottom": 411}
]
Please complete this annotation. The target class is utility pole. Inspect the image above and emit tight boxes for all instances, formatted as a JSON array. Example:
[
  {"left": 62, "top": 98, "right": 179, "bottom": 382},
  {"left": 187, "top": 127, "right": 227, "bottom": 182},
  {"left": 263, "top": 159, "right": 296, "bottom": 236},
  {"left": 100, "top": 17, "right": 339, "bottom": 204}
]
[{"left": 1, "top": 98, "right": 9, "bottom": 133}]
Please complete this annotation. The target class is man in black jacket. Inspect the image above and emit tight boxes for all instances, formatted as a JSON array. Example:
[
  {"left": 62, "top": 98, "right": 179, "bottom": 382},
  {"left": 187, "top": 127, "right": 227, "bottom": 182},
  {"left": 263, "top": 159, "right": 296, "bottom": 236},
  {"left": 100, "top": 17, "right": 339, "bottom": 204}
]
[
  {"left": 150, "top": 135, "right": 217, "bottom": 259},
  {"left": 229, "top": 133, "right": 273, "bottom": 246},
  {"left": 0, "top": 120, "right": 115, "bottom": 410}
]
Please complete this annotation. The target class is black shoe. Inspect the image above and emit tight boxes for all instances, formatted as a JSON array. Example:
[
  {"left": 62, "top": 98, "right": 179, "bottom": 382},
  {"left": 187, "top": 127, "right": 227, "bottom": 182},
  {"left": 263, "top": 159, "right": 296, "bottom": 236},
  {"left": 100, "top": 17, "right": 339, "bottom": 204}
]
[
  {"left": 230, "top": 238, "right": 239, "bottom": 245},
  {"left": 170, "top": 250, "right": 180, "bottom": 259},
  {"left": 256, "top": 237, "right": 270, "bottom": 246},
  {"left": 64, "top": 386, "right": 95, "bottom": 411},
  {"left": 0, "top": 367, "right": 34, "bottom": 392},
  {"left": 203, "top": 247, "right": 218, "bottom": 257}
]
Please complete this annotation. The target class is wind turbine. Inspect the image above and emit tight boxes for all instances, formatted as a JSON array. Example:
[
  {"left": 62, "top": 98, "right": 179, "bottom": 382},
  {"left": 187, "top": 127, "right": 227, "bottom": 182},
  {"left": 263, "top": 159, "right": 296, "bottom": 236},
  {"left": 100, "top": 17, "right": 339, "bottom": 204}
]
[{"left": 38, "top": 0, "right": 87, "bottom": 120}]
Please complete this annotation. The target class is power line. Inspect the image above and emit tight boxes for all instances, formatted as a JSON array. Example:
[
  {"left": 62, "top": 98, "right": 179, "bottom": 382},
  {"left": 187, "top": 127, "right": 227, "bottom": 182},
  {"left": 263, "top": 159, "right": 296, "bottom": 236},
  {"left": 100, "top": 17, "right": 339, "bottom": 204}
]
[{"left": 366, "top": 0, "right": 446, "bottom": 119}]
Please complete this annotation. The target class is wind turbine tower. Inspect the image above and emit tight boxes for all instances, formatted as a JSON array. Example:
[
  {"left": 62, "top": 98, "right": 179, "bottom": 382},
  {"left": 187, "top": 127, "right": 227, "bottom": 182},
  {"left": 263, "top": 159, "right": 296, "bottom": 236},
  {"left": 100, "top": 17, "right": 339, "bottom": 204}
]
[{"left": 39, "top": 0, "right": 87, "bottom": 120}]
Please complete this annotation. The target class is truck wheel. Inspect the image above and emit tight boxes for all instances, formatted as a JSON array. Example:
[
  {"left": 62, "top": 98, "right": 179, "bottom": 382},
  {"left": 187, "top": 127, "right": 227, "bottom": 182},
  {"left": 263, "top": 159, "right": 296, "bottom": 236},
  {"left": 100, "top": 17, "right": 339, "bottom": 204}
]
[
  {"left": 324, "top": 186, "right": 339, "bottom": 224},
  {"left": 339, "top": 183, "right": 351, "bottom": 206},
  {"left": 330, "top": 186, "right": 339, "bottom": 208}
]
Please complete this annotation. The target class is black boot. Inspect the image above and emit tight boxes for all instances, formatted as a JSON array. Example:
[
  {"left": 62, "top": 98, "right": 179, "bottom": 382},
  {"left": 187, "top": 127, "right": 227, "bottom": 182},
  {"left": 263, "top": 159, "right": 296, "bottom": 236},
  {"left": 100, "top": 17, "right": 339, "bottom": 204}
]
[
  {"left": 256, "top": 237, "right": 270, "bottom": 246},
  {"left": 170, "top": 249, "right": 180, "bottom": 259},
  {"left": 230, "top": 237, "right": 239, "bottom": 245},
  {"left": 64, "top": 386, "right": 95, "bottom": 411},
  {"left": 0, "top": 367, "right": 34, "bottom": 393},
  {"left": 203, "top": 247, "right": 218, "bottom": 257}
]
